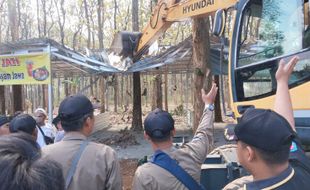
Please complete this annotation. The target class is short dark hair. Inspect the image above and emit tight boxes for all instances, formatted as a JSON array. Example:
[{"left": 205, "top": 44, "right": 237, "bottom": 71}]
[
  {"left": 149, "top": 131, "right": 173, "bottom": 143},
  {"left": 254, "top": 144, "right": 290, "bottom": 165},
  {"left": 240, "top": 141, "right": 290, "bottom": 165},
  {"left": 0, "top": 133, "right": 64, "bottom": 190},
  {"left": 61, "top": 112, "right": 94, "bottom": 132}
]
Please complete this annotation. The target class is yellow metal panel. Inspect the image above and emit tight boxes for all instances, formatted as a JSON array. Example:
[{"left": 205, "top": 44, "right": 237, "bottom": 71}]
[
  {"left": 166, "top": 0, "right": 238, "bottom": 21},
  {"left": 136, "top": 0, "right": 238, "bottom": 55},
  {"left": 232, "top": 81, "right": 310, "bottom": 118}
]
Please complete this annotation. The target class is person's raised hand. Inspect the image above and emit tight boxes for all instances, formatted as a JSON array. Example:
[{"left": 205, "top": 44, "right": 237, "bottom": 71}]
[
  {"left": 201, "top": 83, "right": 218, "bottom": 105},
  {"left": 276, "top": 56, "right": 299, "bottom": 84}
]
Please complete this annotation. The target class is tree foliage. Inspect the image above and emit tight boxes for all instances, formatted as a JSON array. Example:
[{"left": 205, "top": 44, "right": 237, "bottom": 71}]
[{"left": 0, "top": 0, "right": 192, "bottom": 50}]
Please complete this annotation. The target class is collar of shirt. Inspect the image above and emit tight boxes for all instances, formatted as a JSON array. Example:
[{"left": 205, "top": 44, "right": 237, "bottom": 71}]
[
  {"left": 62, "top": 131, "right": 87, "bottom": 141},
  {"left": 151, "top": 146, "right": 177, "bottom": 160},
  {"left": 245, "top": 166, "right": 295, "bottom": 190}
]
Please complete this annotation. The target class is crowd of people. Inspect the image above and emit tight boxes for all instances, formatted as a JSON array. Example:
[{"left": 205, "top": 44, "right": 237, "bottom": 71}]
[{"left": 0, "top": 57, "right": 309, "bottom": 190}]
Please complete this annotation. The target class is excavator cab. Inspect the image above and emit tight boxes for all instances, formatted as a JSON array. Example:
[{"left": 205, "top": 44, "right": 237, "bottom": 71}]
[{"left": 110, "top": 31, "right": 142, "bottom": 58}]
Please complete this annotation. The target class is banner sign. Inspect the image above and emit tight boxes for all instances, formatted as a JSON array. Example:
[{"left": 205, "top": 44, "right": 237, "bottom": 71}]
[{"left": 0, "top": 53, "right": 51, "bottom": 85}]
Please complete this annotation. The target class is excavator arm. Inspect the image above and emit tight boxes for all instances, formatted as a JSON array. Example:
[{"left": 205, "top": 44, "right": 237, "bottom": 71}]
[{"left": 111, "top": 0, "right": 237, "bottom": 60}]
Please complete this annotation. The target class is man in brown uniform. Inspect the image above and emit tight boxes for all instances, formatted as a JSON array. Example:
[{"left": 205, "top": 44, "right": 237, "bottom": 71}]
[
  {"left": 132, "top": 84, "right": 218, "bottom": 190},
  {"left": 223, "top": 57, "right": 310, "bottom": 190},
  {"left": 42, "top": 95, "right": 122, "bottom": 190}
]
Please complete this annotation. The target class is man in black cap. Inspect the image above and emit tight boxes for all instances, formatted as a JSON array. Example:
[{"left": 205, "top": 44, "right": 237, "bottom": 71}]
[
  {"left": 224, "top": 56, "right": 310, "bottom": 190},
  {"left": 42, "top": 94, "right": 122, "bottom": 190},
  {"left": 132, "top": 83, "right": 218, "bottom": 190},
  {"left": 9, "top": 113, "right": 38, "bottom": 140},
  {"left": 0, "top": 115, "right": 10, "bottom": 136}
]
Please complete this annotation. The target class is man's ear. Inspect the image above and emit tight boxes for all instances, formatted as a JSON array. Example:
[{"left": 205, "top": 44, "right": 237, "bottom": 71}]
[
  {"left": 172, "top": 129, "right": 176, "bottom": 137},
  {"left": 84, "top": 117, "right": 94, "bottom": 133},
  {"left": 246, "top": 146, "right": 255, "bottom": 162},
  {"left": 144, "top": 132, "right": 150, "bottom": 141}
]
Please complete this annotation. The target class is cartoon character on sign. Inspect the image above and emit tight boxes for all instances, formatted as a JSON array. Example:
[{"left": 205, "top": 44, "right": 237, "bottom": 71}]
[
  {"left": 25, "top": 60, "right": 34, "bottom": 77},
  {"left": 32, "top": 66, "right": 49, "bottom": 81}
]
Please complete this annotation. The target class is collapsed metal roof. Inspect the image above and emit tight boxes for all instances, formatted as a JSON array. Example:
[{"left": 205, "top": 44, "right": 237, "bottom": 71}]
[
  {"left": 0, "top": 38, "right": 119, "bottom": 77},
  {"left": 0, "top": 37, "right": 228, "bottom": 76},
  {"left": 128, "top": 36, "right": 229, "bottom": 75}
]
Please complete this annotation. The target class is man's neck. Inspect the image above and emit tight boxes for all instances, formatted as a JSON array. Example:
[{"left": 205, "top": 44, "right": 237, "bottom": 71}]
[
  {"left": 251, "top": 162, "right": 289, "bottom": 181},
  {"left": 151, "top": 141, "right": 173, "bottom": 152}
]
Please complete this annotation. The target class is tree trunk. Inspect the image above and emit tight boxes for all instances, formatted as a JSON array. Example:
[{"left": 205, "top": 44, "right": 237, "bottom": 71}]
[
  {"left": 114, "top": 75, "right": 118, "bottom": 112},
  {"left": 120, "top": 75, "right": 124, "bottom": 108},
  {"left": 131, "top": 72, "right": 143, "bottom": 130},
  {"left": 106, "top": 78, "right": 109, "bottom": 111},
  {"left": 131, "top": 0, "right": 142, "bottom": 131},
  {"left": 54, "top": 0, "right": 66, "bottom": 45},
  {"left": 151, "top": 74, "right": 156, "bottom": 110},
  {"left": 164, "top": 67, "right": 168, "bottom": 111},
  {"left": 90, "top": 76, "right": 94, "bottom": 96},
  {"left": 156, "top": 74, "right": 163, "bottom": 109},
  {"left": 64, "top": 77, "right": 69, "bottom": 97},
  {"left": 57, "top": 77, "right": 61, "bottom": 105},
  {"left": 100, "top": 75, "right": 105, "bottom": 113},
  {"left": 0, "top": 86, "right": 5, "bottom": 114},
  {"left": 97, "top": 0, "right": 104, "bottom": 49},
  {"left": 41, "top": 0, "right": 47, "bottom": 36},
  {"left": 192, "top": 17, "right": 212, "bottom": 133},
  {"left": 180, "top": 73, "right": 184, "bottom": 104},
  {"left": 152, "top": 73, "right": 162, "bottom": 110},
  {"left": 36, "top": 0, "right": 41, "bottom": 37},
  {"left": 173, "top": 74, "right": 177, "bottom": 106},
  {"left": 12, "top": 85, "right": 23, "bottom": 113},
  {"left": 9, "top": 0, "right": 23, "bottom": 113},
  {"left": 83, "top": 0, "right": 91, "bottom": 48},
  {"left": 214, "top": 75, "right": 223, "bottom": 122}
]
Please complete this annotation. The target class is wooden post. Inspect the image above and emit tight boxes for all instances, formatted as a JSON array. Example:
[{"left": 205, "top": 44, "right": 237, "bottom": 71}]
[
  {"left": 100, "top": 75, "right": 105, "bottom": 113},
  {"left": 106, "top": 76, "right": 109, "bottom": 111},
  {"left": 180, "top": 73, "right": 184, "bottom": 105}
]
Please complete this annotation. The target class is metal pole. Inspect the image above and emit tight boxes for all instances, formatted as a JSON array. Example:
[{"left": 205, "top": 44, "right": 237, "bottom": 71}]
[
  {"left": 48, "top": 84, "right": 53, "bottom": 124},
  {"left": 48, "top": 44, "right": 53, "bottom": 124}
]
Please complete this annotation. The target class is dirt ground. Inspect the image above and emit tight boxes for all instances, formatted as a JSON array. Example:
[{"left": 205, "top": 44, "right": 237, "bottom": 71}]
[
  {"left": 89, "top": 109, "right": 230, "bottom": 189},
  {"left": 120, "top": 159, "right": 138, "bottom": 190}
]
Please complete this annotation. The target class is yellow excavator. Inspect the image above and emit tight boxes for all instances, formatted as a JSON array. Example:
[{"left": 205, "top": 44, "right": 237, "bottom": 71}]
[
  {"left": 112, "top": 1, "right": 310, "bottom": 187},
  {"left": 111, "top": 0, "right": 310, "bottom": 147}
]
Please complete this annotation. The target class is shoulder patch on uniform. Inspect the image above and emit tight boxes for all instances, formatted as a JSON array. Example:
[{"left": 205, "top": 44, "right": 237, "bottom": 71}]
[{"left": 290, "top": 141, "right": 298, "bottom": 152}]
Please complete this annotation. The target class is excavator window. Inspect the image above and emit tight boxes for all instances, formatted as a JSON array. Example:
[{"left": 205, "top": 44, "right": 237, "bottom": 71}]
[
  {"left": 234, "top": 0, "right": 310, "bottom": 101},
  {"left": 238, "top": 0, "right": 304, "bottom": 67}
]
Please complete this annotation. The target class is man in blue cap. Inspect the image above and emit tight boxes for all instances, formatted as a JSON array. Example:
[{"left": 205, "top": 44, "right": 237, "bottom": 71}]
[
  {"left": 224, "top": 56, "right": 310, "bottom": 190},
  {"left": 42, "top": 94, "right": 122, "bottom": 190},
  {"left": 132, "top": 83, "right": 218, "bottom": 190},
  {"left": 9, "top": 113, "right": 38, "bottom": 140},
  {"left": 0, "top": 115, "right": 10, "bottom": 136}
]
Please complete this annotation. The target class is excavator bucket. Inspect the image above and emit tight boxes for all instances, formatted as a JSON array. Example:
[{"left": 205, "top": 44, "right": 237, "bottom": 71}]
[{"left": 110, "top": 31, "right": 142, "bottom": 58}]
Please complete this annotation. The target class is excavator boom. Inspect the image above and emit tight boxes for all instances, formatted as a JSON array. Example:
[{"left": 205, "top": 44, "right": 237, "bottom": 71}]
[{"left": 111, "top": 0, "right": 237, "bottom": 60}]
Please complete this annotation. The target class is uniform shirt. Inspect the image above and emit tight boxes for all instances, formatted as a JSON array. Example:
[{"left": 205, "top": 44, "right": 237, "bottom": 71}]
[
  {"left": 223, "top": 140, "right": 310, "bottom": 190},
  {"left": 42, "top": 132, "right": 122, "bottom": 190},
  {"left": 132, "top": 109, "right": 214, "bottom": 190},
  {"left": 37, "top": 123, "right": 56, "bottom": 147},
  {"left": 54, "top": 130, "right": 65, "bottom": 143}
]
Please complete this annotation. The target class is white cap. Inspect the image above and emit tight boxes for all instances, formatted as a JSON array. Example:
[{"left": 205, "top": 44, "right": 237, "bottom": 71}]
[{"left": 35, "top": 108, "right": 47, "bottom": 116}]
